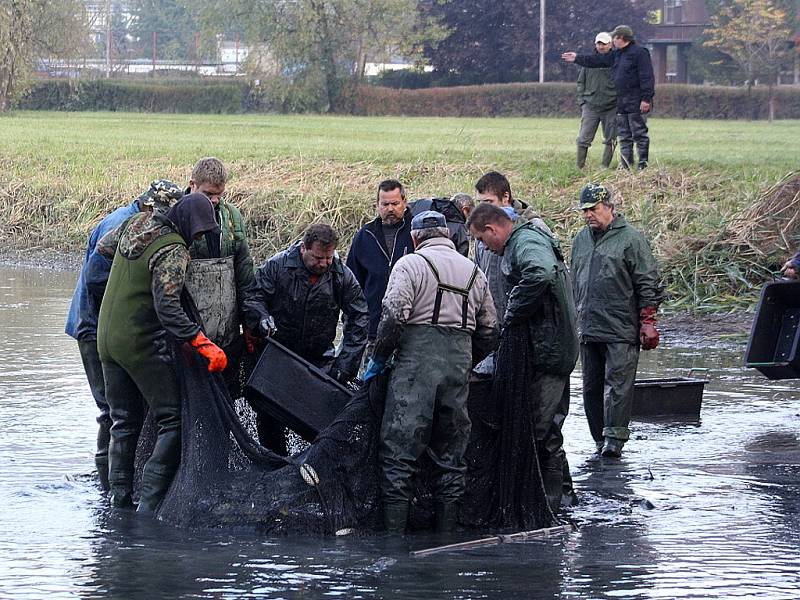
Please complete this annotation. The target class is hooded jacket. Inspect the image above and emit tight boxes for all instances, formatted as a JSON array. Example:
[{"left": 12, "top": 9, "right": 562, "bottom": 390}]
[
  {"left": 254, "top": 241, "right": 369, "bottom": 377},
  {"left": 346, "top": 209, "right": 415, "bottom": 338}
]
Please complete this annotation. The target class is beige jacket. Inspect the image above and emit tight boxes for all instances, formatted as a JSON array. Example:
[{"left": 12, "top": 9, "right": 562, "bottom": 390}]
[{"left": 382, "top": 237, "right": 497, "bottom": 334}]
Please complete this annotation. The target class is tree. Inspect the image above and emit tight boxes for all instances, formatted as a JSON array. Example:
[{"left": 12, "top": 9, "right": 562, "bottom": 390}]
[
  {"left": 130, "top": 0, "right": 202, "bottom": 62},
  {"left": 183, "top": 0, "right": 441, "bottom": 111},
  {"left": 420, "top": 0, "right": 656, "bottom": 84},
  {"left": 0, "top": 0, "right": 88, "bottom": 112},
  {"left": 704, "top": 0, "right": 793, "bottom": 121}
]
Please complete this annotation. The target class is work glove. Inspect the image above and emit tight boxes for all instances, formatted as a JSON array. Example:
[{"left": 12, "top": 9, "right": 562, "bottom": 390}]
[
  {"left": 363, "top": 357, "right": 387, "bottom": 382},
  {"left": 243, "top": 328, "right": 260, "bottom": 354},
  {"left": 639, "top": 306, "right": 660, "bottom": 351},
  {"left": 189, "top": 331, "right": 228, "bottom": 373},
  {"left": 258, "top": 315, "right": 277, "bottom": 338}
]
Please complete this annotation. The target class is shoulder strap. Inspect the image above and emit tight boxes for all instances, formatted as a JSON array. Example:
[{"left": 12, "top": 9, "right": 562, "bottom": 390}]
[{"left": 417, "top": 253, "right": 479, "bottom": 328}]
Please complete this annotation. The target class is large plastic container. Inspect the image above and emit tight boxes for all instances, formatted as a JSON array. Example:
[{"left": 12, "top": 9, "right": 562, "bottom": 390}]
[
  {"left": 632, "top": 376, "right": 707, "bottom": 417},
  {"left": 745, "top": 280, "right": 800, "bottom": 379},
  {"left": 245, "top": 339, "right": 353, "bottom": 441}
]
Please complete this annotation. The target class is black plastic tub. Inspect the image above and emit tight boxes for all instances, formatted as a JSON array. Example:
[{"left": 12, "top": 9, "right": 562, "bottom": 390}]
[
  {"left": 245, "top": 339, "right": 353, "bottom": 441},
  {"left": 632, "top": 376, "right": 708, "bottom": 416},
  {"left": 745, "top": 280, "right": 800, "bottom": 380}
]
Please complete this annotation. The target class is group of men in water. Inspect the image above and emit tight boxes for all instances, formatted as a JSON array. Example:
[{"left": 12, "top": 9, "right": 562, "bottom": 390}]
[{"left": 65, "top": 155, "right": 662, "bottom": 533}]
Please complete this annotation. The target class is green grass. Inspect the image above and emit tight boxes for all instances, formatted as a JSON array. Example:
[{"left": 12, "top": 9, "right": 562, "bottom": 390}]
[{"left": 1, "top": 111, "right": 798, "bottom": 311}]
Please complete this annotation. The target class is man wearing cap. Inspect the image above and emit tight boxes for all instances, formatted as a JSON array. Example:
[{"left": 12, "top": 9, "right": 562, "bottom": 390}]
[
  {"left": 408, "top": 193, "right": 474, "bottom": 257},
  {"left": 571, "top": 183, "right": 663, "bottom": 459},
  {"left": 364, "top": 210, "right": 498, "bottom": 534},
  {"left": 467, "top": 202, "right": 578, "bottom": 515},
  {"left": 562, "top": 25, "right": 655, "bottom": 170},
  {"left": 66, "top": 179, "right": 183, "bottom": 490},
  {"left": 575, "top": 32, "right": 617, "bottom": 169}
]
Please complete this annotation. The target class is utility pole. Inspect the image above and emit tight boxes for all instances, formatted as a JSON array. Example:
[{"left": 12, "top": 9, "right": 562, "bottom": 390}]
[
  {"left": 539, "top": 0, "right": 546, "bottom": 83},
  {"left": 105, "top": 0, "right": 112, "bottom": 78}
]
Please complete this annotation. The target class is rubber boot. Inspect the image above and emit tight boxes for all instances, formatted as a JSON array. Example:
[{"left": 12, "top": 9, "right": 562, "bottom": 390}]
[
  {"left": 137, "top": 472, "right": 173, "bottom": 514},
  {"left": 601, "top": 143, "right": 614, "bottom": 168},
  {"left": 95, "top": 417, "right": 111, "bottom": 491},
  {"left": 541, "top": 464, "right": 564, "bottom": 516},
  {"left": 137, "top": 429, "right": 180, "bottom": 514},
  {"left": 576, "top": 146, "right": 588, "bottom": 169},
  {"left": 601, "top": 437, "right": 625, "bottom": 458},
  {"left": 620, "top": 147, "right": 634, "bottom": 171},
  {"left": 636, "top": 139, "right": 649, "bottom": 170},
  {"left": 434, "top": 502, "right": 459, "bottom": 533},
  {"left": 108, "top": 436, "right": 138, "bottom": 508},
  {"left": 95, "top": 455, "right": 110, "bottom": 492},
  {"left": 383, "top": 502, "right": 409, "bottom": 534}
]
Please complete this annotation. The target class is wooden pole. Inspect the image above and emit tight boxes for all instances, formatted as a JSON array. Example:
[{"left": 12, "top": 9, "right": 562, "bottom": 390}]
[{"left": 409, "top": 524, "right": 574, "bottom": 558}]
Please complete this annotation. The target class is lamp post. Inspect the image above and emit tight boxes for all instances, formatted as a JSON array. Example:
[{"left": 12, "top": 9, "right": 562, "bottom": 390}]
[{"left": 539, "top": 0, "right": 545, "bottom": 83}]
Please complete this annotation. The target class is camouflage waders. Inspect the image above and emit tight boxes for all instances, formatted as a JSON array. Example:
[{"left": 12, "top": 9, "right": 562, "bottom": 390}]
[{"left": 379, "top": 325, "right": 473, "bottom": 509}]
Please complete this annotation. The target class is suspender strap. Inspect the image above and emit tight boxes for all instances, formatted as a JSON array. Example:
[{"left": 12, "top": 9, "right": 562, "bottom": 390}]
[{"left": 417, "top": 254, "right": 479, "bottom": 329}]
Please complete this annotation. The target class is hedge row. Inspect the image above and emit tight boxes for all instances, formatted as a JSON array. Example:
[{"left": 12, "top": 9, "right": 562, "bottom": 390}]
[
  {"left": 17, "top": 79, "right": 800, "bottom": 119},
  {"left": 346, "top": 82, "right": 800, "bottom": 120},
  {"left": 20, "top": 79, "right": 248, "bottom": 113}
]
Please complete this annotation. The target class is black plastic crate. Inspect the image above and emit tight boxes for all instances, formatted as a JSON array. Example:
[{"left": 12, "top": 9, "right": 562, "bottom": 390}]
[
  {"left": 632, "top": 376, "right": 707, "bottom": 416},
  {"left": 245, "top": 339, "right": 353, "bottom": 442},
  {"left": 745, "top": 280, "right": 800, "bottom": 379}
]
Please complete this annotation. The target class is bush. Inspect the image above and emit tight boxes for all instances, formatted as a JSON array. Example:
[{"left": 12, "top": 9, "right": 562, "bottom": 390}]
[
  {"left": 344, "top": 82, "right": 800, "bottom": 119},
  {"left": 19, "top": 79, "right": 248, "bottom": 113}
]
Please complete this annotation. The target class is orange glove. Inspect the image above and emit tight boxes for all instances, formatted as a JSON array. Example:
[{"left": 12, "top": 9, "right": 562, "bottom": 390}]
[
  {"left": 189, "top": 331, "right": 228, "bottom": 373},
  {"left": 639, "top": 306, "right": 660, "bottom": 351}
]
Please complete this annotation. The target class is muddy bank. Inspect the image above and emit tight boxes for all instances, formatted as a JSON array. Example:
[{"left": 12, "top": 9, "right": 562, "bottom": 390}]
[{"left": 0, "top": 248, "right": 82, "bottom": 272}]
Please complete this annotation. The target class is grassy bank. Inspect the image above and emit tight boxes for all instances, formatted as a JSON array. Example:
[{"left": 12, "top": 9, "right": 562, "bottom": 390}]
[{"left": 1, "top": 111, "right": 798, "bottom": 311}]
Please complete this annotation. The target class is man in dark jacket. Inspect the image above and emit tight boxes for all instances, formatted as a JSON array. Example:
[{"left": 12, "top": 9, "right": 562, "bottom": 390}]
[
  {"left": 570, "top": 183, "right": 663, "bottom": 459},
  {"left": 346, "top": 179, "right": 415, "bottom": 360},
  {"left": 562, "top": 25, "right": 655, "bottom": 170},
  {"left": 408, "top": 195, "right": 472, "bottom": 257},
  {"left": 69, "top": 179, "right": 183, "bottom": 489},
  {"left": 468, "top": 203, "right": 578, "bottom": 514},
  {"left": 252, "top": 223, "right": 369, "bottom": 454},
  {"left": 575, "top": 31, "right": 617, "bottom": 169}
]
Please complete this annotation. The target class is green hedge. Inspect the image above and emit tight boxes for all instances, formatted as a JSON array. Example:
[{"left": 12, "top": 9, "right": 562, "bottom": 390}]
[
  {"left": 345, "top": 82, "right": 800, "bottom": 119},
  {"left": 20, "top": 79, "right": 248, "bottom": 113}
]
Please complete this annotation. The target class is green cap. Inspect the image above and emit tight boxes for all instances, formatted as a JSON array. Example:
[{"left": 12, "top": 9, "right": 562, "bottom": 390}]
[{"left": 611, "top": 25, "right": 634, "bottom": 41}]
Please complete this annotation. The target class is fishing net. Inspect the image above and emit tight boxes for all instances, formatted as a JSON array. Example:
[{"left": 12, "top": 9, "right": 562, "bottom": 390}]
[{"left": 134, "top": 325, "right": 556, "bottom": 534}]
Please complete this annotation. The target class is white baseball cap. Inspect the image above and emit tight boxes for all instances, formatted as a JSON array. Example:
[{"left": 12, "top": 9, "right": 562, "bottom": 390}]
[{"left": 595, "top": 32, "right": 612, "bottom": 44}]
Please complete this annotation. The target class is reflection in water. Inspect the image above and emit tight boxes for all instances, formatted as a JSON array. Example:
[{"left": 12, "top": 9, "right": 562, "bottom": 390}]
[{"left": 1, "top": 265, "right": 799, "bottom": 599}]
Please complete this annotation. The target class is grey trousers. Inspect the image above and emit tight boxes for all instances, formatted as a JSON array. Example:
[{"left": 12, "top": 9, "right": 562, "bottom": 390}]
[
  {"left": 617, "top": 112, "right": 650, "bottom": 168},
  {"left": 581, "top": 341, "right": 640, "bottom": 442},
  {"left": 577, "top": 104, "right": 617, "bottom": 149}
]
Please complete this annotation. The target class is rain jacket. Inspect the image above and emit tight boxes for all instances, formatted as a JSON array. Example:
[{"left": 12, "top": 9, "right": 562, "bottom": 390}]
[
  {"left": 575, "top": 42, "right": 655, "bottom": 114},
  {"left": 502, "top": 221, "right": 578, "bottom": 376},
  {"left": 577, "top": 60, "right": 617, "bottom": 112},
  {"left": 254, "top": 242, "right": 369, "bottom": 378},
  {"left": 188, "top": 197, "right": 268, "bottom": 332},
  {"left": 475, "top": 199, "right": 552, "bottom": 322},
  {"left": 65, "top": 200, "right": 140, "bottom": 341},
  {"left": 346, "top": 209, "right": 415, "bottom": 338},
  {"left": 570, "top": 214, "right": 663, "bottom": 345}
]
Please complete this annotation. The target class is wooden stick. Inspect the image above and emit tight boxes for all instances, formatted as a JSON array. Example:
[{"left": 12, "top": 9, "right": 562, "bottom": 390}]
[{"left": 409, "top": 524, "right": 574, "bottom": 558}]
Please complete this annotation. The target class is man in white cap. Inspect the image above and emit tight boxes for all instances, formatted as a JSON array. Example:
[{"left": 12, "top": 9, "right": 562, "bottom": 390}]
[{"left": 575, "top": 32, "right": 617, "bottom": 169}]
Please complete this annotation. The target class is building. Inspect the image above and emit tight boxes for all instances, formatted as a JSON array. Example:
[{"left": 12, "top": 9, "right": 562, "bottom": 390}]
[{"left": 648, "top": 0, "right": 710, "bottom": 84}]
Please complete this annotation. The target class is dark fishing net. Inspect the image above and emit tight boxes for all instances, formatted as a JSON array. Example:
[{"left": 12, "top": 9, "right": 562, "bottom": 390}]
[{"left": 135, "top": 325, "right": 556, "bottom": 534}]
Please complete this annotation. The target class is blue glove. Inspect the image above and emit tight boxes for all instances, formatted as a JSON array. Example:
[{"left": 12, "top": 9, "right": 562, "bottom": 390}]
[{"left": 363, "top": 358, "right": 386, "bottom": 382}]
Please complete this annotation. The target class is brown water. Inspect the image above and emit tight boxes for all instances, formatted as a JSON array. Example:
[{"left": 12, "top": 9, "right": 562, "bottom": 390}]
[{"left": 1, "top": 265, "right": 799, "bottom": 599}]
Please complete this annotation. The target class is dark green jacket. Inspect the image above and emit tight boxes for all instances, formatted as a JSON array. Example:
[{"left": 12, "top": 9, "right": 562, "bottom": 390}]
[
  {"left": 577, "top": 63, "right": 617, "bottom": 112},
  {"left": 571, "top": 215, "right": 663, "bottom": 344},
  {"left": 189, "top": 198, "right": 267, "bottom": 330},
  {"left": 502, "top": 222, "right": 578, "bottom": 376}
]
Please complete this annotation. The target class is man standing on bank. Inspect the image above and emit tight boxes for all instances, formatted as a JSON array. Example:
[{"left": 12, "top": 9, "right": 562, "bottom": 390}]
[
  {"left": 575, "top": 32, "right": 618, "bottom": 169},
  {"left": 562, "top": 25, "right": 655, "bottom": 170},
  {"left": 570, "top": 184, "right": 663, "bottom": 459},
  {"left": 365, "top": 211, "right": 497, "bottom": 534}
]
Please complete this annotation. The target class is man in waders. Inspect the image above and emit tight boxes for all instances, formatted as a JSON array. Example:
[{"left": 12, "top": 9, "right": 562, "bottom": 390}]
[
  {"left": 184, "top": 158, "right": 270, "bottom": 400},
  {"left": 95, "top": 193, "right": 227, "bottom": 512},
  {"left": 570, "top": 183, "right": 663, "bottom": 459},
  {"left": 575, "top": 31, "right": 617, "bottom": 169},
  {"left": 346, "top": 179, "right": 416, "bottom": 365},
  {"left": 66, "top": 179, "right": 183, "bottom": 490},
  {"left": 251, "top": 223, "right": 369, "bottom": 454},
  {"left": 364, "top": 211, "right": 498, "bottom": 534},
  {"left": 467, "top": 202, "right": 578, "bottom": 515}
]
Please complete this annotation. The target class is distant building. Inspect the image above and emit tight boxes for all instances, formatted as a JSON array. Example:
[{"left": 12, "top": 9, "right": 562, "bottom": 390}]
[{"left": 648, "top": 0, "right": 710, "bottom": 84}]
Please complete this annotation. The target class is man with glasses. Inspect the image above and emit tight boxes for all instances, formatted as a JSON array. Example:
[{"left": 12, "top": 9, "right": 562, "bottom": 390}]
[{"left": 575, "top": 32, "right": 617, "bottom": 169}]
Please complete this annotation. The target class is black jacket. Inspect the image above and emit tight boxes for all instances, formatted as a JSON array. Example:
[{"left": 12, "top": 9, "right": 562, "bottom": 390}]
[
  {"left": 575, "top": 42, "right": 654, "bottom": 114},
  {"left": 254, "top": 242, "right": 369, "bottom": 378},
  {"left": 346, "top": 210, "right": 415, "bottom": 338}
]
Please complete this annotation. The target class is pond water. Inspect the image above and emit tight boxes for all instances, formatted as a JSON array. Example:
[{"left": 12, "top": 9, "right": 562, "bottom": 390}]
[{"left": 1, "top": 265, "right": 798, "bottom": 599}]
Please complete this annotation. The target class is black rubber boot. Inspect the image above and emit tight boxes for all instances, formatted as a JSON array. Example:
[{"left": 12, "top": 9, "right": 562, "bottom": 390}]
[
  {"left": 137, "top": 429, "right": 180, "bottom": 514},
  {"left": 95, "top": 455, "right": 110, "bottom": 492},
  {"left": 576, "top": 146, "right": 588, "bottom": 169},
  {"left": 601, "top": 143, "right": 614, "bottom": 168},
  {"left": 383, "top": 502, "right": 409, "bottom": 534},
  {"left": 620, "top": 147, "right": 635, "bottom": 170},
  {"left": 601, "top": 437, "right": 625, "bottom": 458},
  {"left": 95, "top": 417, "right": 111, "bottom": 491},
  {"left": 137, "top": 472, "right": 172, "bottom": 514},
  {"left": 108, "top": 436, "right": 138, "bottom": 508},
  {"left": 434, "top": 502, "right": 459, "bottom": 533}
]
